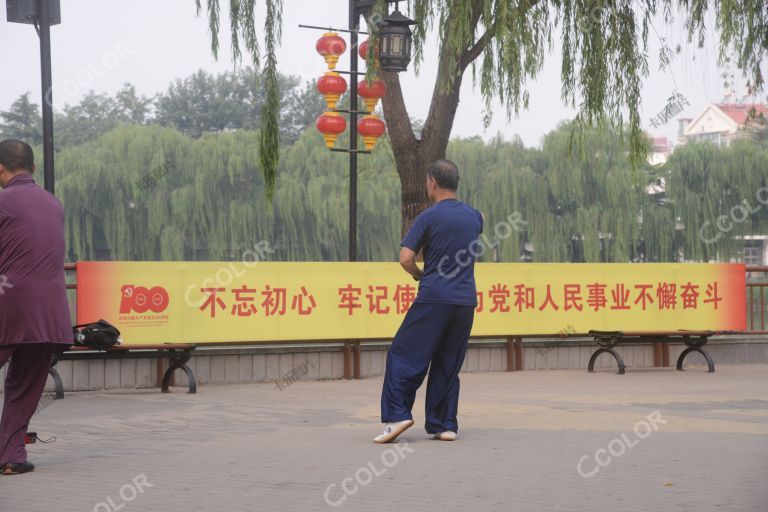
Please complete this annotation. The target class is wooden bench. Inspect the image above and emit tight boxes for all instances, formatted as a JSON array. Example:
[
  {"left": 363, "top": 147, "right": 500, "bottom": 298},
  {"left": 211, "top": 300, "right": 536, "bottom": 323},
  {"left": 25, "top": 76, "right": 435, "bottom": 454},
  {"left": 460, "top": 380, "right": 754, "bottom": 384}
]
[
  {"left": 587, "top": 330, "right": 715, "bottom": 374},
  {"left": 48, "top": 344, "right": 197, "bottom": 399}
]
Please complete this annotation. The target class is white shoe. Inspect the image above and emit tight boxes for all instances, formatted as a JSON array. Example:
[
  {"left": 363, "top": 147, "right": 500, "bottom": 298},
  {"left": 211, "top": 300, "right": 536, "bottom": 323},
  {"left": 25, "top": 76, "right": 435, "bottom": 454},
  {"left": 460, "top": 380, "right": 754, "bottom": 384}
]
[
  {"left": 373, "top": 420, "right": 414, "bottom": 444},
  {"left": 433, "top": 431, "right": 457, "bottom": 441}
]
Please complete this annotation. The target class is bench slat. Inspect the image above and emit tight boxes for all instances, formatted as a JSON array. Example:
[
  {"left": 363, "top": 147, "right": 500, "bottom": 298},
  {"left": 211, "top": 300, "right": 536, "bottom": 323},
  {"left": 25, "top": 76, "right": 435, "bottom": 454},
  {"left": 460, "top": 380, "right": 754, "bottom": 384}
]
[
  {"left": 65, "top": 344, "right": 195, "bottom": 352},
  {"left": 589, "top": 330, "right": 714, "bottom": 338}
]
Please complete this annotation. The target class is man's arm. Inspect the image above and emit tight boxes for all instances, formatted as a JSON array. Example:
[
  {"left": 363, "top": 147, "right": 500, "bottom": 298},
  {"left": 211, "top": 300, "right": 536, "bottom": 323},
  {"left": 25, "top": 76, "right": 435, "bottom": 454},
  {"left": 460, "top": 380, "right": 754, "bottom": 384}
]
[{"left": 399, "top": 246, "right": 424, "bottom": 281}]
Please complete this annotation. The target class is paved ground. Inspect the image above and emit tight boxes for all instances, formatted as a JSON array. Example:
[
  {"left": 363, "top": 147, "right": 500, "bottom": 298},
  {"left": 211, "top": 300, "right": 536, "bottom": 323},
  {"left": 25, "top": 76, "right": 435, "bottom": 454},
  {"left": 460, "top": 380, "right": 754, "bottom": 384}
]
[{"left": 3, "top": 365, "right": 768, "bottom": 512}]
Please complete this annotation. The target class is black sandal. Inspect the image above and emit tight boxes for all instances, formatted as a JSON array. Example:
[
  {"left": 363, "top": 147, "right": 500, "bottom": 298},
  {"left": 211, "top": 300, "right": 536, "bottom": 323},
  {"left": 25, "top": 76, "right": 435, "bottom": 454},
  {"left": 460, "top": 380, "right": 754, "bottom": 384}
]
[{"left": 1, "top": 462, "right": 35, "bottom": 475}]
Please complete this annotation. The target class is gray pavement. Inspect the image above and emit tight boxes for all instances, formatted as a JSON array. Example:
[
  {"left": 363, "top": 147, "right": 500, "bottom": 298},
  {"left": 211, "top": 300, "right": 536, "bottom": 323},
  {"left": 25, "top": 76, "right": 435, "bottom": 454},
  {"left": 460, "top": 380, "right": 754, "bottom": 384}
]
[{"left": 3, "top": 365, "right": 768, "bottom": 512}]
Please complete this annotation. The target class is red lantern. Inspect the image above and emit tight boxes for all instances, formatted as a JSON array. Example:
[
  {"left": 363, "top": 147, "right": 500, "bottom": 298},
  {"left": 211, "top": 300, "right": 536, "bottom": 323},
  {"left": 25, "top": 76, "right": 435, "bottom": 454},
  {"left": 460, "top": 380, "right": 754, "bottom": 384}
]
[
  {"left": 317, "top": 72, "right": 347, "bottom": 110},
  {"left": 316, "top": 112, "right": 347, "bottom": 148},
  {"left": 358, "top": 79, "right": 387, "bottom": 113},
  {"left": 358, "top": 114, "right": 386, "bottom": 151},
  {"left": 316, "top": 32, "right": 347, "bottom": 70},
  {"left": 359, "top": 39, "right": 378, "bottom": 61}
]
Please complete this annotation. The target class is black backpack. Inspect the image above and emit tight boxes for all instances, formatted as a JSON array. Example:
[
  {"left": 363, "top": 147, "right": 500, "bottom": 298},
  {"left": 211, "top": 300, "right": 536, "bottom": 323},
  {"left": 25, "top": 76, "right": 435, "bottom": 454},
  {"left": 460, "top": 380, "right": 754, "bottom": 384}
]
[{"left": 73, "top": 319, "right": 121, "bottom": 349}]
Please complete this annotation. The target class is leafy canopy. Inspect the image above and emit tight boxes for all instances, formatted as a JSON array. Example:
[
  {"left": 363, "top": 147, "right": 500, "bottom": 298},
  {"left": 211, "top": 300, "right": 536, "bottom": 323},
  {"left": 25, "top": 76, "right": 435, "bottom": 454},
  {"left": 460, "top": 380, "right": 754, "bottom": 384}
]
[
  {"left": 200, "top": 0, "right": 767, "bottom": 193},
  {"left": 49, "top": 121, "right": 768, "bottom": 264}
]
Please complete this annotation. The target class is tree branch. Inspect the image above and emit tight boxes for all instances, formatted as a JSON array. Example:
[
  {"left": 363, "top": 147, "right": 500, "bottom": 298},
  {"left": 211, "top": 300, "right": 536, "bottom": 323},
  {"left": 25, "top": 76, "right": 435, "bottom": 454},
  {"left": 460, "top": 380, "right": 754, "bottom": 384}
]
[
  {"left": 460, "top": 24, "right": 494, "bottom": 70},
  {"left": 461, "top": 0, "right": 541, "bottom": 70},
  {"left": 420, "top": 0, "right": 486, "bottom": 154}
]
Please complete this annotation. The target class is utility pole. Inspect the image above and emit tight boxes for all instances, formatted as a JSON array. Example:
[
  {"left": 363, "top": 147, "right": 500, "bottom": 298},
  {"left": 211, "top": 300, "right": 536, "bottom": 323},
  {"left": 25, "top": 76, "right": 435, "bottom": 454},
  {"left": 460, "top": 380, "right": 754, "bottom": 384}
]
[
  {"left": 304, "top": 0, "right": 411, "bottom": 263},
  {"left": 7, "top": 0, "right": 60, "bottom": 193},
  {"left": 37, "top": 0, "right": 56, "bottom": 194},
  {"left": 348, "top": 0, "right": 362, "bottom": 262}
]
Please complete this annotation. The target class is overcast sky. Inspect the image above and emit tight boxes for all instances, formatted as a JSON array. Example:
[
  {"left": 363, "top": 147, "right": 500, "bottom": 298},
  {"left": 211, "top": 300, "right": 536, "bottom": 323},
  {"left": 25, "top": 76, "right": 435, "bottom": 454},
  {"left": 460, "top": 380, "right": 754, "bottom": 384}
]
[{"left": 0, "top": 0, "right": 753, "bottom": 147}]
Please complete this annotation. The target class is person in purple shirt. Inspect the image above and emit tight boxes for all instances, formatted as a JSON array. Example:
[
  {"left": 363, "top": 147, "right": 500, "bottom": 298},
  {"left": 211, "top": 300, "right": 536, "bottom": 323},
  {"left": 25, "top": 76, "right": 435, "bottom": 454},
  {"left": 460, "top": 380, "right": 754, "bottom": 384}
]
[
  {"left": 375, "top": 159, "right": 483, "bottom": 444},
  {"left": 0, "top": 140, "right": 72, "bottom": 475}
]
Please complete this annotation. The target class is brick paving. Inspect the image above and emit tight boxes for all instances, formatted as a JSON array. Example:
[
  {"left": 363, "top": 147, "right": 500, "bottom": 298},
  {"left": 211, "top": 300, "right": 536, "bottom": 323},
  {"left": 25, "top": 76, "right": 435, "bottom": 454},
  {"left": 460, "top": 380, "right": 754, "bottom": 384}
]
[{"left": 3, "top": 365, "right": 767, "bottom": 511}]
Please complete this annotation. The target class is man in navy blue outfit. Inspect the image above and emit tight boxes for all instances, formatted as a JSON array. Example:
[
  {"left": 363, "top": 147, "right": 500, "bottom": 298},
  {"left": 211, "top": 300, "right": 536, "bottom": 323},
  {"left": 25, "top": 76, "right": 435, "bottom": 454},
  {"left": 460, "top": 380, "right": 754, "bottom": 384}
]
[{"left": 375, "top": 159, "right": 483, "bottom": 444}]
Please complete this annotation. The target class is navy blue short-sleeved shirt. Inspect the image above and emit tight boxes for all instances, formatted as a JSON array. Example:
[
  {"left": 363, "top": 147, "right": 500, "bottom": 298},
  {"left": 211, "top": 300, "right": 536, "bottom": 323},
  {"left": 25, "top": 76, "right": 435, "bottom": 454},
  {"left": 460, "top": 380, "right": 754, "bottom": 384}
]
[{"left": 401, "top": 198, "right": 483, "bottom": 306}]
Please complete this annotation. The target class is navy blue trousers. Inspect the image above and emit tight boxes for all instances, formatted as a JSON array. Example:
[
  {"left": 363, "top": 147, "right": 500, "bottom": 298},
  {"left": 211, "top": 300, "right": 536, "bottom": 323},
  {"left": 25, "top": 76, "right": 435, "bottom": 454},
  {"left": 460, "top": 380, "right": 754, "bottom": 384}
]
[{"left": 381, "top": 302, "right": 475, "bottom": 434}]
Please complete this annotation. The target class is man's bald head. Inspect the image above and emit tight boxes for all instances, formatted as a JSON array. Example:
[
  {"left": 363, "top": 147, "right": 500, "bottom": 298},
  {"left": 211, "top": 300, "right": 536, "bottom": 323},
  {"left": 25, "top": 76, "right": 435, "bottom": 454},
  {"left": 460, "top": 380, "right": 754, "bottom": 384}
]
[{"left": 0, "top": 140, "right": 35, "bottom": 173}]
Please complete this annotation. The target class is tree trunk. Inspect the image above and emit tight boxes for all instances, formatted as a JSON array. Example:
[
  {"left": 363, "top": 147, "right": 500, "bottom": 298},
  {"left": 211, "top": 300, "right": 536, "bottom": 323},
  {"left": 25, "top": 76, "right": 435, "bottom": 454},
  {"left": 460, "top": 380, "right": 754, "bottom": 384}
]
[
  {"left": 379, "top": 3, "right": 483, "bottom": 237},
  {"left": 379, "top": 70, "right": 427, "bottom": 238},
  {"left": 381, "top": 71, "right": 468, "bottom": 236}
]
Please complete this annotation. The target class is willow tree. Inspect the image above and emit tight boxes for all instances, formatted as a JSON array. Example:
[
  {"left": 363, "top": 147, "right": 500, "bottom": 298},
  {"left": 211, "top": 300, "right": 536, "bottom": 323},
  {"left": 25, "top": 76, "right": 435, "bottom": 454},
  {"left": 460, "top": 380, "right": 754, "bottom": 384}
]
[
  {"left": 667, "top": 139, "right": 768, "bottom": 263},
  {"left": 200, "top": 0, "right": 767, "bottom": 234},
  {"left": 52, "top": 119, "right": 766, "bottom": 263},
  {"left": 54, "top": 123, "right": 402, "bottom": 263}
]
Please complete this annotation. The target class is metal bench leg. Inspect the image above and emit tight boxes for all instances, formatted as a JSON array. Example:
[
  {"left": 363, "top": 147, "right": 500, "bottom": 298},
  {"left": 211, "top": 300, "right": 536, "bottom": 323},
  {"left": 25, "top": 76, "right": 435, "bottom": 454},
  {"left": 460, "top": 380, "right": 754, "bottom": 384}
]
[
  {"left": 676, "top": 337, "right": 715, "bottom": 373},
  {"left": 48, "top": 353, "right": 65, "bottom": 400},
  {"left": 48, "top": 367, "right": 64, "bottom": 399},
  {"left": 161, "top": 353, "right": 197, "bottom": 394},
  {"left": 588, "top": 348, "right": 626, "bottom": 375}
]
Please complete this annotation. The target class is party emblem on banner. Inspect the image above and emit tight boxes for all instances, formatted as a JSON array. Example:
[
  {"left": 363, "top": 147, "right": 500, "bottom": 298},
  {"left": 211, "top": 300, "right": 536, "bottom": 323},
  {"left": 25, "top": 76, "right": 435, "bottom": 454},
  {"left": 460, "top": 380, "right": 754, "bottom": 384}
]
[{"left": 118, "top": 284, "right": 171, "bottom": 327}]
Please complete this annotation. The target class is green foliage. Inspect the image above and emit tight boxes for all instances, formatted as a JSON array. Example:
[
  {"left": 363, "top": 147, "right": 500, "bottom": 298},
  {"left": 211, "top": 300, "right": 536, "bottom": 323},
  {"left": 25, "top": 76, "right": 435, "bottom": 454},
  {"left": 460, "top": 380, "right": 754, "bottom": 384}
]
[
  {"left": 55, "top": 124, "right": 400, "bottom": 262},
  {"left": 155, "top": 70, "right": 261, "bottom": 137},
  {"left": 406, "top": 0, "right": 767, "bottom": 167},
  {"left": 52, "top": 122, "right": 767, "bottom": 264},
  {"left": 202, "top": 0, "right": 768, "bottom": 203},
  {"left": 154, "top": 68, "right": 322, "bottom": 141},
  {"left": 453, "top": 124, "right": 649, "bottom": 262},
  {"left": 1, "top": 69, "right": 324, "bottom": 148},
  {"left": 55, "top": 86, "right": 153, "bottom": 147},
  {"left": 716, "top": 0, "right": 768, "bottom": 92},
  {"left": 197, "top": 0, "right": 284, "bottom": 200},
  {"left": 280, "top": 79, "right": 326, "bottom": 142},
  {"left": 666, "top": 139, "right": 768, "bottom": 262},
  {"left": 0, "top": 93, "right": 42, "bottom": 144}
]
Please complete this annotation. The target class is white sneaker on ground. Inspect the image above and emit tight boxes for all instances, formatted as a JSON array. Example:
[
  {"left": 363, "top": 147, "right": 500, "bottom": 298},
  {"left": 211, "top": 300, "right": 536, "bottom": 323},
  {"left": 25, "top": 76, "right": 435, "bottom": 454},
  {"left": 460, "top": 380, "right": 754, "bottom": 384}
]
[
  {"left": 373, "top": 420, "right": 414, "bottom": 444},
  {"left": 432, "top": 431, "right": 457, "bottom": 441}
]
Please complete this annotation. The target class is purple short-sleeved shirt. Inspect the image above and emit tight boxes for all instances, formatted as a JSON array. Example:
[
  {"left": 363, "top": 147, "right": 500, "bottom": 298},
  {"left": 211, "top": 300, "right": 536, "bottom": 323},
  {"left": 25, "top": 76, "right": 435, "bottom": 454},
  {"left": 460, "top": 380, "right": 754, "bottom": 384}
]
[{"left": 0, "top": 173, "right": 72, "bottom": 345}]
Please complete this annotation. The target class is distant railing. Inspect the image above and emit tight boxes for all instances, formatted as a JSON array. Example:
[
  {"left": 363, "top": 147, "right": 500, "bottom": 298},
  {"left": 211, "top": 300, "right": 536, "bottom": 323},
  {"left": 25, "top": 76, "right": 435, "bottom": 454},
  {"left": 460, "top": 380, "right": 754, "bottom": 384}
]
[{"left": 746, "top": 265, "right": 768, "bottom": 334}]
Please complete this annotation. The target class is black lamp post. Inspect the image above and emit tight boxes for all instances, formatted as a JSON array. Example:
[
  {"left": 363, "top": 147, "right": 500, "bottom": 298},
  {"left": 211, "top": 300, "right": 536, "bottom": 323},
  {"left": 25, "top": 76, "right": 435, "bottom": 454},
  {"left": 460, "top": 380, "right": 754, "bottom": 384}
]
[
  {"left": 345, "top": 1, "right": 414, "bottom": 262},
  {"left": 299, "top": 1, "right": 416, "bottom": 379},
  {"left": 6, "top": 0, "right": 60, "bottom": 194},
  {"left": 302, "top": 0, "right": 415, "bottom": 263}
]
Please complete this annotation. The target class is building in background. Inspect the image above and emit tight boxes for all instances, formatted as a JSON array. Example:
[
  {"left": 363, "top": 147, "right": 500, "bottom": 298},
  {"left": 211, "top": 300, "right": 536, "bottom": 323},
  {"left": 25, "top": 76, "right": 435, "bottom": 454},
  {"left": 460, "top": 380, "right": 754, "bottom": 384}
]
[
  {"left": 678, "top": 95, "right": 768, "bottom": 147},
  {"left": 742, "top": 237, "right": 768, "bottom": 267},
  {"left": 648, "top": 136, "right": 674, "bottom": 166},
  {"left": 646, "top": 92, "right": 768, "bottom": 266}
]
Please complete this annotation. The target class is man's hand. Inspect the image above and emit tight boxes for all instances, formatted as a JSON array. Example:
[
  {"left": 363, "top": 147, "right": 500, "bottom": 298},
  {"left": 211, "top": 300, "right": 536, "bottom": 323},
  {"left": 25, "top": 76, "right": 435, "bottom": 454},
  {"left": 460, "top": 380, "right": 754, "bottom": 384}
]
[{"left": 399, "top": 247, "right": 424, "bottom": 281}]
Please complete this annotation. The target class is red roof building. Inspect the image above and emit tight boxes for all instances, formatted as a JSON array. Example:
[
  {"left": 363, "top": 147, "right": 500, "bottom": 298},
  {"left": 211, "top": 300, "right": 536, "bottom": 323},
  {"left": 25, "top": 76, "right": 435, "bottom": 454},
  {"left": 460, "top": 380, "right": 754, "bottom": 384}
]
[{"left": 678, "top": 101, "right": 767, "bottom": 147}]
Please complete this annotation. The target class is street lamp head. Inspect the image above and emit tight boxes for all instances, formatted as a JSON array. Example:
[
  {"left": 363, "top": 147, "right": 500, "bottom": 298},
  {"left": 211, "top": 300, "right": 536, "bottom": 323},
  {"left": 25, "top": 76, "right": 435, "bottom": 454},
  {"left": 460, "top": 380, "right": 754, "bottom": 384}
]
[
  {"left": 6, "top": 0, "right": 61, "bottom": 25},
  {"left": 378, "top": 10, "right": 416, "bottom": 73}
]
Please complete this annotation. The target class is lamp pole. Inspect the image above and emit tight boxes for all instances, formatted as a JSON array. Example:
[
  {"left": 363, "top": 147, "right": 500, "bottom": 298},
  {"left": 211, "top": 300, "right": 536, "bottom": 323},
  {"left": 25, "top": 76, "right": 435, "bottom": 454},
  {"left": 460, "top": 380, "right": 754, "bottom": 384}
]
[
  {"left": 304, "top": 1, "right": 413, "bottom": 380},
  {"left": 6, "top": 0, "right": 59, "bottom": 193},
  {"left": 38, "top": 0, "right": 55, "bottom": 194},
  {"left": 347, "top": 0, "right": 402, "bottom": 262},
  {"left": 306, "top": 0, "right": 411, "bottom": 263},
  {"left": 349, "top": 1, "right": 360, "bottom": 263}
]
